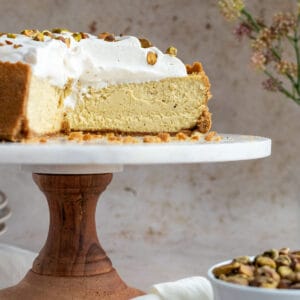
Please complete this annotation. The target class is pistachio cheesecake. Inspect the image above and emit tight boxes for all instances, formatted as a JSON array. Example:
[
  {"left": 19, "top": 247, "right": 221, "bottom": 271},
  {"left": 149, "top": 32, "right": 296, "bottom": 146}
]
[{"left": 0, "top": 29, "right": 212, "bottom": 141}]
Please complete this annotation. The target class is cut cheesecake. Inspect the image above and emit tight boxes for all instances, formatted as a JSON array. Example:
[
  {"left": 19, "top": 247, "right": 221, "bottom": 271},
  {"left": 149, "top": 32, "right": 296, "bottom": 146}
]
[
  {"left": 66, "top": 74, "right": 210, "bottom": 134},
  {"left": 0, "top": 30, "right": 211, "bottom": 141}
]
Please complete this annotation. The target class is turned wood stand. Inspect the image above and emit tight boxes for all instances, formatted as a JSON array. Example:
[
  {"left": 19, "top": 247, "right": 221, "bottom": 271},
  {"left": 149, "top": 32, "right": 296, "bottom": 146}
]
[
  {"left": 0, "top": 173, "right": 144, "bottom": 300},
  {"left": 0, "top": 134, "right": 271, "bottom": 299}
]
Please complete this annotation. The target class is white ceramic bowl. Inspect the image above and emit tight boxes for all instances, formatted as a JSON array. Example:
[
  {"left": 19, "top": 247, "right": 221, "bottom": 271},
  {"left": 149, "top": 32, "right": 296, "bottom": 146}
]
[{"left": 208, "top": 259, "right": 300, "bottom": 300}]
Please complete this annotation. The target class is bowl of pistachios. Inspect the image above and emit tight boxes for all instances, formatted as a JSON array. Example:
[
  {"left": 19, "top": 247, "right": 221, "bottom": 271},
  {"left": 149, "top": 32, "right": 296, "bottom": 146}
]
[{"left": 207, "top": 248, "right": 300, "bottom": 300}]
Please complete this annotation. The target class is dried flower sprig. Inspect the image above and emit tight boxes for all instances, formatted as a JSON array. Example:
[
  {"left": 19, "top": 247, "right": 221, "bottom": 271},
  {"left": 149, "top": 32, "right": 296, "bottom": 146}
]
[{"left": 219, "top": 0, "right": 300, "bottom": 105}]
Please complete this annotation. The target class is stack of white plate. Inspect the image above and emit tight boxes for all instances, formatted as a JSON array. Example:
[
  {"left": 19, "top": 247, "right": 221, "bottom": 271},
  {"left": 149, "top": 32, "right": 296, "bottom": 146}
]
[{"left": 0, "top": 191, "right": 11, "bottom": 236}]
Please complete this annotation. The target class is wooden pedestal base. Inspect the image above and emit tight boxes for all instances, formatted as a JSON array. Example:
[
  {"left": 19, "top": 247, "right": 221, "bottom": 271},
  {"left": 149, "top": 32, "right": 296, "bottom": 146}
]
[
  {"left": 0, "top": 173, "right": 144, "bottom": 300},
  {"left": 0, "top": 271, "right": 143, "bottom": 300}
]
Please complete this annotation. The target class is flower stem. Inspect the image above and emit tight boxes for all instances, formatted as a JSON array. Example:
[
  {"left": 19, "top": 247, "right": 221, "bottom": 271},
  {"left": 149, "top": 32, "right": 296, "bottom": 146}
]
[
  {"left": 294, "top": 36, "right": 300, "bottom": 92},
  {"left": 270, "top": 46, "right": 298, "bottom": 89},
  {"left": 241, "top": 8, "right": 261, "bottom": 32},
  {"left": 264, "top": 70, "right": 300, "bottom": 104},
  {"left": 294, "top": 14, "right": 300, "bottom": 95}
]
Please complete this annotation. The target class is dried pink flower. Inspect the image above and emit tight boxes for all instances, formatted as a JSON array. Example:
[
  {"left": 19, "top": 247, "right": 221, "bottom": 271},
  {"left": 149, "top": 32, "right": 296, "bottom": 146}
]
[
  {"left": 251, "top": 38, "right": 268, "bottom": 51},
  {"left": 219, "top": 0, "right": 300, "bottom": 104},
  {"left": 251, "top": 51, "right": 267, "bottom": 70},
  {"left": 259, "top": 28, "right": 276, "bottom": 44},
  {"left": 272, "top": 12, "right": 297, "bottom": 36},
  {"left": 234, "top": 23, "right": 252, "bottom": 40},
  {"left": 252, "top": 28, "right": 276, "bottom": 51},
  {"left": 262, "top": 78, "right": 281, "bottom": 92}
]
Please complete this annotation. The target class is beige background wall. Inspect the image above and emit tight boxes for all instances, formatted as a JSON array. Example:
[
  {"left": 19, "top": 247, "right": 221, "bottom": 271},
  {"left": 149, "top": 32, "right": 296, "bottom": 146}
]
[{"left": 0, "top": 0, "right": 299, "bottom": 290}]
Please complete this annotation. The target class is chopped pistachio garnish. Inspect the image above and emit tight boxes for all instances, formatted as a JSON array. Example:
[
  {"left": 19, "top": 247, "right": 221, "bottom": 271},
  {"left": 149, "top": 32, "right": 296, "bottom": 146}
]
[
  {"left": 72, "top": 32, "right": 82, "bottom": 42},
  {"left": 72, "top": 32, "right": 88, "bottom": 42},
  {"left": 21, "top": 29, "right": 37, "bottom": 37},
  {"left": 139, "top": 38, "right": 152, "bottom": 48},
  {"left": 55, "top": 36, "right": 65, "bottom": 42},
  {"left": 42, "top": 30, "right": 53, "bottom": 37},
  {"left": 98, "top": 32, "right": 109, "bottom": 39},
  {"left": 64, "top": 37, "right": 71, "bottom": 48},
  {"left": 55, "top": 36, "right": 71, "bottom": 47},
  {"left": 51, "top": 28, "right": 70, "bottom": 34},
  {"left": 166, "top": 46, "right": 177, "bottom": 57},
  {"left": 104, "top": 34, "right": 115, "bottom": 42},
  {"left": 7, "top": 33, "right": 17, "bottom": 39},
  {"left": 80, "top": 32, "right": 89, "bottom": 39},
  {"left": 186, "top": 62, "right": 203, "bottom": 74},
  {"left": 33, "top": 32, "right": 44, "bottom": 42},
  {"left": 147, "top": 51, "right": 158, "bottom": 65},
  {"left": 98, "top": 32, "right": 115, "bottom": 41}
]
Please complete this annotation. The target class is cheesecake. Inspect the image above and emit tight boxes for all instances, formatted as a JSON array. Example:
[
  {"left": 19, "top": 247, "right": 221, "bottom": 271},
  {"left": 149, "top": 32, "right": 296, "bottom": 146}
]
[{"left": 0, "top": 29, "right": 212, "bottom": 141}]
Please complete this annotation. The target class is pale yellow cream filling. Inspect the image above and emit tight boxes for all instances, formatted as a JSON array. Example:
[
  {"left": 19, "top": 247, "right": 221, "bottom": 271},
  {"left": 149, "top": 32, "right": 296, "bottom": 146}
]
[
  {"left": 25, "top": 75, "right": 209, "bottom": 135},
  {"left": 66, "top": 75, "right": 209, "bottom": 133},
  {"left": 26, "top": 76, "right": 64, "bottom": 135}
]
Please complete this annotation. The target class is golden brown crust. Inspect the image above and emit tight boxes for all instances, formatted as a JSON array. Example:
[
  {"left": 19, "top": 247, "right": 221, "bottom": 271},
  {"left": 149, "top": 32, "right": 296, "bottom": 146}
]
[
  {"left": 197, "top": 108, "right": 212, "bottom": 134},
  {"left": 187, "top": 62, "right": 212, "bottom": 102},
  {"left": 0, "top": 62, "right": 31, "bottom": 141},
  {"left": 187, "top": 62, "right": 202, "bottom": 75},
  {"left": 186, "top": 65, "right": 212, "bottom": 133},
  {"left": 23, "top": 129, "right": 222, "bottom": 144}
]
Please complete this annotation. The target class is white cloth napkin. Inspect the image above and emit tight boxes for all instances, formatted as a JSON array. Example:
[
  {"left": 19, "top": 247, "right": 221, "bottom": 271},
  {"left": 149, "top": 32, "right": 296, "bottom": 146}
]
[
  {"left": 0, "top": 244, "right": 214, "bottom": 300},
  {"left": 0, "top": 243, "right": 36, "bottom": 288},
  {"left": 132, "top": 277, "right": 213, "bottom": 300}
]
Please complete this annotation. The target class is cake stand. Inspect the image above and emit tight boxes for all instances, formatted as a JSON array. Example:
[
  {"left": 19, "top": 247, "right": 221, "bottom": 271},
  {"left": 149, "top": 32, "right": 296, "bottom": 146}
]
[{"left": 0, "top": 134, "right": 271, "bottom": 300}]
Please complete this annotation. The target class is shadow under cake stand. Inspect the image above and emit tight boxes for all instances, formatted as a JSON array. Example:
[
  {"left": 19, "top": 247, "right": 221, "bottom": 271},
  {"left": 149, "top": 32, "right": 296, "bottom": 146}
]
[{"left": 0, "top": 134, "right": 271, "bottom": 300}]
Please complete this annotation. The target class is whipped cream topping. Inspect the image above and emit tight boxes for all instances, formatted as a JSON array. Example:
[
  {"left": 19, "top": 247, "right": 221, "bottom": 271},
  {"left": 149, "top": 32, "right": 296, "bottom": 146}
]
[{"left": 0, "top": 31, "right": 187, "bottom": 107}]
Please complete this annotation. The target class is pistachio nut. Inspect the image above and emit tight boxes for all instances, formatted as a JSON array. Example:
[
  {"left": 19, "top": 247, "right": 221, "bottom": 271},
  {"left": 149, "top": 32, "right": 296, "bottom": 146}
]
[
  {"left": 278, "top": 266, "right": 293, "bottom": 278},
  {"left": 239, "top": 264, "right": 254, "bottom": 278},
  {"left": 278, "top": 279, "right": 293, "bottom": 289},
  {"left": 263, "top": 249, "right": 279, "bottom": 260},
  {"left": 166, "top": 46, "right": 178, "bottom": 57},
  {"left": 290, "top": 283, "right": 300, "bottom": 289},
  {"left": 233, "top": 256, "right": 251, "bottom": 265},
  {"left": 213, "top": 261, "right": 241, "bottom": 277},
  {"left": 224, "top": 275, "right": 249, "bottom": 286},
  {"left": 255, "top": 256, "right": 276, "bottom": 269},
  {"left": 279, "top": 248, "right": 290, "bottom": 255},
  {"left": 276, "top": 255, "right": 292, "bottom": 267},
  {"left": 139, "top": 38, "right": 152, "bottom": 48}
]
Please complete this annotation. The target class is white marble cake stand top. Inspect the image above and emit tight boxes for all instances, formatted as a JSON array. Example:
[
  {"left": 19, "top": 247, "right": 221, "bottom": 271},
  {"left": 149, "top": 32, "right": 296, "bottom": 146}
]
[{"left": 0, "top": 134, "right": 271, "bottom": 173}]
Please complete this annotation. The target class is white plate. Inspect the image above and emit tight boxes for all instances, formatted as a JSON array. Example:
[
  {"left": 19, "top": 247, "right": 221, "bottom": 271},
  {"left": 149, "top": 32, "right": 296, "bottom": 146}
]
[
  {"left": 0, "top": 191, "right": 7, "bottom": 210},
  {"left": 0, "top": 206, "right": 11, "bottom": 224}
]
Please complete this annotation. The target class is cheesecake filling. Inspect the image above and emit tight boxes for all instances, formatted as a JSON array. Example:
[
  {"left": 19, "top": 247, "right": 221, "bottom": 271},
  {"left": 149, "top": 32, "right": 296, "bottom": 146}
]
[{"left": 66, "top": 75, "right": 209, "bottom": 133}]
